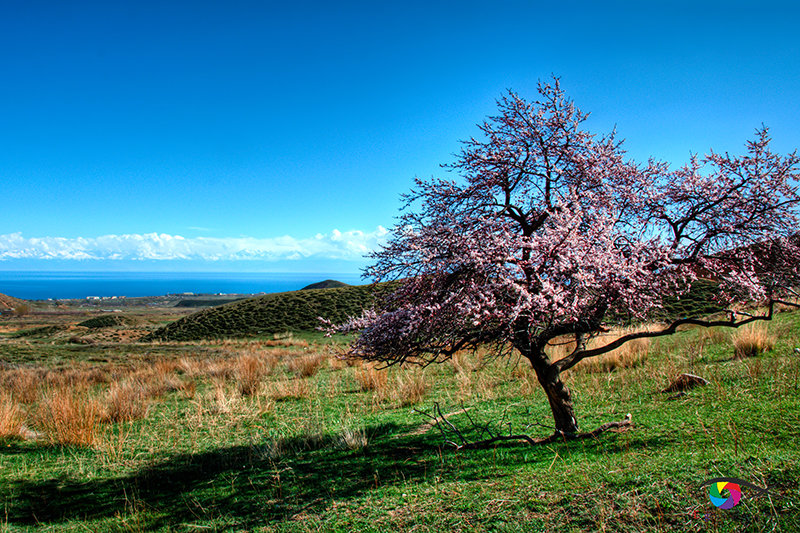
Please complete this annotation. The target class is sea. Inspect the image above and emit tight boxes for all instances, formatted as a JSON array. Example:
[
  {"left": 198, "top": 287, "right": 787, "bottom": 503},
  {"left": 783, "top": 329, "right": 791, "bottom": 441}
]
[{"left": 0, "top": 271, "right": 366, "bottom": 301}]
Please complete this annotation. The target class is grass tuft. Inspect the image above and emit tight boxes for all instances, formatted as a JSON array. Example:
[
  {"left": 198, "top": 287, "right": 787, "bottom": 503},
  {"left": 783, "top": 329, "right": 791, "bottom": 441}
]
[
  {"left": 105, "top": 381, "right": 149, "bottom": 423},
  {"left": 35, "top": 387, "right": 102, "bottom": 446},
  {"left": 733, "top": 323, "right": 776, "bottom": 359},
  {"left": 287, "top": 354, "right": 326, "bottom": 378},
  {"left": 235, "top": 353, "right": 266, "bottom": 396},
  {"left": 0, "top": 390, "right": 24, "bottom": 439}
]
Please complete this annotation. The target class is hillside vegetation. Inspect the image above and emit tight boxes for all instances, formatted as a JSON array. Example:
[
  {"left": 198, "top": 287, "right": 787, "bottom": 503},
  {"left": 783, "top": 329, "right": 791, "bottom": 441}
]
[
  {"left": 148, "top": 279, "right": 721, "bottom": 343},
  {"left": 301, "top": 279, "right": 350, "bottom": 290},
  {"left": 77, "top": 315, "right": 139, "bottom": 329},
  {"left": 147, "top": 283, "right": 394, "bottom": 341},
  {"left": 0, "top": 293, "right": 25, "bottom": 310}
]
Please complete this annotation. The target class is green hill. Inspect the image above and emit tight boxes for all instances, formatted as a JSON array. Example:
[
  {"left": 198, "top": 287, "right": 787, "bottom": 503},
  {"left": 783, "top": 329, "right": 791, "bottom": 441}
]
[
  {"left": 300, "top": 279, "right": 349, "bottom": 290},
  {"left": 146, "top": 283, "right": 394, "bottom": 341}
]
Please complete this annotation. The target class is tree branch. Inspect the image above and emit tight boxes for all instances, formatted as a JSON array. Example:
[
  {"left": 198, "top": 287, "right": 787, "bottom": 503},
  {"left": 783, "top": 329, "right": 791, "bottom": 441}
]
[{"left": 555, "top": 301, "right": 780, "bottom": 373}]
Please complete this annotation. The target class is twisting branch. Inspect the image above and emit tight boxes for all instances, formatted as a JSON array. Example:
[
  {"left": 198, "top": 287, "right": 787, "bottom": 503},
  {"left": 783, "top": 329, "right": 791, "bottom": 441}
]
[{"left": 554, "top": 300, "right": 784, "bottom": 373}]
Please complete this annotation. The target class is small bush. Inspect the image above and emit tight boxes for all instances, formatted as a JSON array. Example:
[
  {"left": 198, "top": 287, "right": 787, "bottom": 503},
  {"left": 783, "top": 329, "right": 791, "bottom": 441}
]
[{"left": 12, "top": 303, "right": 31, "bottom": 317}]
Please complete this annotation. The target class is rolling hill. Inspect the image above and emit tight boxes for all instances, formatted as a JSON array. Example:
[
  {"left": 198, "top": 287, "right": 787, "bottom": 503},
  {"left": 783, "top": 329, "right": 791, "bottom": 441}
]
[
  {"left": 300, "top": 279, "right": 350, "bottom": 290},
  {"left": 0, "top": 293, "right": 25, "bottom": 311},
  {"left": 146, "top": 282, "right": 395, "bottom": 341}
]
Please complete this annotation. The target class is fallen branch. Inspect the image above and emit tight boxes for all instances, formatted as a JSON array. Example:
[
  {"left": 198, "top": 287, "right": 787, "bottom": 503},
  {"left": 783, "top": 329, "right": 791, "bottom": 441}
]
[{"left": 415, "top": 403, "right": 632, "bottom": 450}]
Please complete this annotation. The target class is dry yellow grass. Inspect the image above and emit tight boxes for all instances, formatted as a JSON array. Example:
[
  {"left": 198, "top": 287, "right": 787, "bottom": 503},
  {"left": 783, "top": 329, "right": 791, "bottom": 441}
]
[
  {"left": 35, "top": 387, "right": 102, "bottom": 446},
  {"left": 733, "top": 323, "right": 775, "bottom": 359},
  {"left": 105, "top": 381, "right": 149, "bottom": 422},
  {"left": 0, "top": 368, "right": 42, "bottom": 404},
  {"left": 269, "top": 379, "right": 311, "bottom": 401},
  {"left": 355, "top": 364, "right": 388, "bottom": 392},
  {"left": 392, "top": 370, "right": 429, "bottom": 407},
  {"left": 235, "top": 353, "right": 266, "bottom": 396},
  {"left": 211, "top": 379, "right": 241, "bottom": 414},
  {"left": 548, "top": 326, "right": 654, "bottom": 373},
  {"left": 128, "top": 366, "right": 185, "bottom": 398},
  {"left": 287, "top": 354, "right": 326, "bottom": 378},
  {"left": 177, "top": 356, "right": 207, "bottom": 378},
  {"left": 0, "top": 390, "right": 24, "bottom": 439},
  {"left": 264, "top": 338, "right": 309, "bottom": 348},
  {"left": 451, "top": 351, "right": 476, "bottom": 374}
]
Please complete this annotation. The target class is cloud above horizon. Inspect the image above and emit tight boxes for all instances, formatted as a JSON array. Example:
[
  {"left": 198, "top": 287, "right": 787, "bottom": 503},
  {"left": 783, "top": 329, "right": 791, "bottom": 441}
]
[{"left": 0, "top": 228, "right": 389, "bottom": 262}]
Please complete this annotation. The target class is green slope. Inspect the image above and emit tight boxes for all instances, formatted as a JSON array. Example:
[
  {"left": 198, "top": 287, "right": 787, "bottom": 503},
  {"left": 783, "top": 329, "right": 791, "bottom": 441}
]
[
  {"left": 300, "top": 279, "right": 349, "bottom": 290},
  {"left": 146, "top": 283, "right": 393, "bottom": 341}
]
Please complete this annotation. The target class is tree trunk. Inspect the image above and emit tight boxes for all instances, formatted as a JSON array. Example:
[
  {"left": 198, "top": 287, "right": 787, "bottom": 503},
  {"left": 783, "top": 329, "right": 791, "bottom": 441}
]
[
  {"left": 539, "top": 371, "right": 579, "bottom": 435},
  {"left": 528, "top": 355, "right": 579, "bottom": 435},
  {"left": 516, "top": 332, "right": 580, "bottom": 436}
]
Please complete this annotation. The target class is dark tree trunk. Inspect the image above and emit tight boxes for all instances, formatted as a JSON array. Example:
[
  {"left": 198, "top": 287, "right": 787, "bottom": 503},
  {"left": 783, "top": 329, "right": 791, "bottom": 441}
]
[
  {"left": 515, "top": 326, "right": 580, "bottom": 436},
  {"left": 525, "top": 350, "right": 579, "bottom": 435},
  {"left": 539, "top": 370, "right": 579, "bottom": 435}
]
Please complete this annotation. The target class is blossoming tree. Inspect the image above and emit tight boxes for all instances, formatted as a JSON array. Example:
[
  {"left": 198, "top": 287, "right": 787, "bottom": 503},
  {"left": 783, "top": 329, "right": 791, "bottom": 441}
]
[{"left": 336, "top": 79, "right": 800, "bottom": 442}]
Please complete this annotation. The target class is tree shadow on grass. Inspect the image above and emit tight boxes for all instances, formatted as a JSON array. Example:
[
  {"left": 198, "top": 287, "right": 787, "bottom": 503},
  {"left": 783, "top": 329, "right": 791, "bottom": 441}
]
[{"left": 0, "top": 424, "right": 674, "bottom": 530}]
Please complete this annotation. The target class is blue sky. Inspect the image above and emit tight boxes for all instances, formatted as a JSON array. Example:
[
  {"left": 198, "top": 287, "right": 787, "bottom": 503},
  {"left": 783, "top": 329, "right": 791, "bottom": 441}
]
[{"left": 2, "top": 0, "right": 798, "bottom": 272}]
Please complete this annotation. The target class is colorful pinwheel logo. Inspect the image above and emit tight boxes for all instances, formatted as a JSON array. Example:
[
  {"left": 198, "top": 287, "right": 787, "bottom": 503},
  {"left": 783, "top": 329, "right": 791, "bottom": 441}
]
[
  {"left": 708, "top": 480, "right": 742, "bottom": 509},
  {"left": 700, "top": 477, "right": 771, "bottom": 511}
]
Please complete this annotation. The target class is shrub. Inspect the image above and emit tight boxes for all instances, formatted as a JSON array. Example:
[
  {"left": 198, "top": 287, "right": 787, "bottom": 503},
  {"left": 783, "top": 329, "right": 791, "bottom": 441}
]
[{"left": 12, "top": 303, "right": 30, "bottom": 317}]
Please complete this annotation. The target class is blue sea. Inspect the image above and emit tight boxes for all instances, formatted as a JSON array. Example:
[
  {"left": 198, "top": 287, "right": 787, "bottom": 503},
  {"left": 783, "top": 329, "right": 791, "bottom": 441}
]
[{"left": 0, "top": 271, "right": 366, "bottom": 300}]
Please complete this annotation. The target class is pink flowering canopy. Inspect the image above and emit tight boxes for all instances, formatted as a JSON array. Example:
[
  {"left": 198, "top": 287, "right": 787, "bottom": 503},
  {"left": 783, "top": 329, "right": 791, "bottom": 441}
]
[{"left": 334, "top": 79, "right": 799, "bottom": 437}]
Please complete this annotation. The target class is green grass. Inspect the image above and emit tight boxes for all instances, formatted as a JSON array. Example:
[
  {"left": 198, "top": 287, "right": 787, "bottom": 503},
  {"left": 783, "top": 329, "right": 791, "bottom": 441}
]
[{"left": 0, "top": 311, "right": 798, "bottom": 531}]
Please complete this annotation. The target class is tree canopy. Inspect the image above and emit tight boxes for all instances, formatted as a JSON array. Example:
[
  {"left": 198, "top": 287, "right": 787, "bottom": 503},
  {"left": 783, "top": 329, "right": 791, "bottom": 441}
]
[{"left": 335, "top": 78, "right": 800, "bottom": 440}]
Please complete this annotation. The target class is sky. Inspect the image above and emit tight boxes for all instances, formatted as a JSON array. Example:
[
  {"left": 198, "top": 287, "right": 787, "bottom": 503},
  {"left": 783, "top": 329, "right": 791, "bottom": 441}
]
[{"left": 2, "top": 0, "right": 799, "bottom": 273}]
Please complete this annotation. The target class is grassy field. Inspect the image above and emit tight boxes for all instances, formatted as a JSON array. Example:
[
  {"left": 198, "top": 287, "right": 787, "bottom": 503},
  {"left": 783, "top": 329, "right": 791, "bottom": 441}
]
[{"left": 0, "top": 303, "right": 799, "bottom": 532}]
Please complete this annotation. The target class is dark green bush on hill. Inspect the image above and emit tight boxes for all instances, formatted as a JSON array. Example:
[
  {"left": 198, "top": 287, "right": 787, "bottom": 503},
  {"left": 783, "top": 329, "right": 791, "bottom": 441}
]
[
  {"left": 146, "top": 283, "right": 394, "bottom": 341},
  {"left": 77, "top": 315, "right": 137, "bottom": 329}
]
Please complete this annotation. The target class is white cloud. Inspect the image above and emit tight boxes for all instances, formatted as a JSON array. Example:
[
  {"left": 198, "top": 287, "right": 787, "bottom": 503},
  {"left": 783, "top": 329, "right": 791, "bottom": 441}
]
[{"left": 0, "top": 227, "right": 389, "bottom": 262}]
